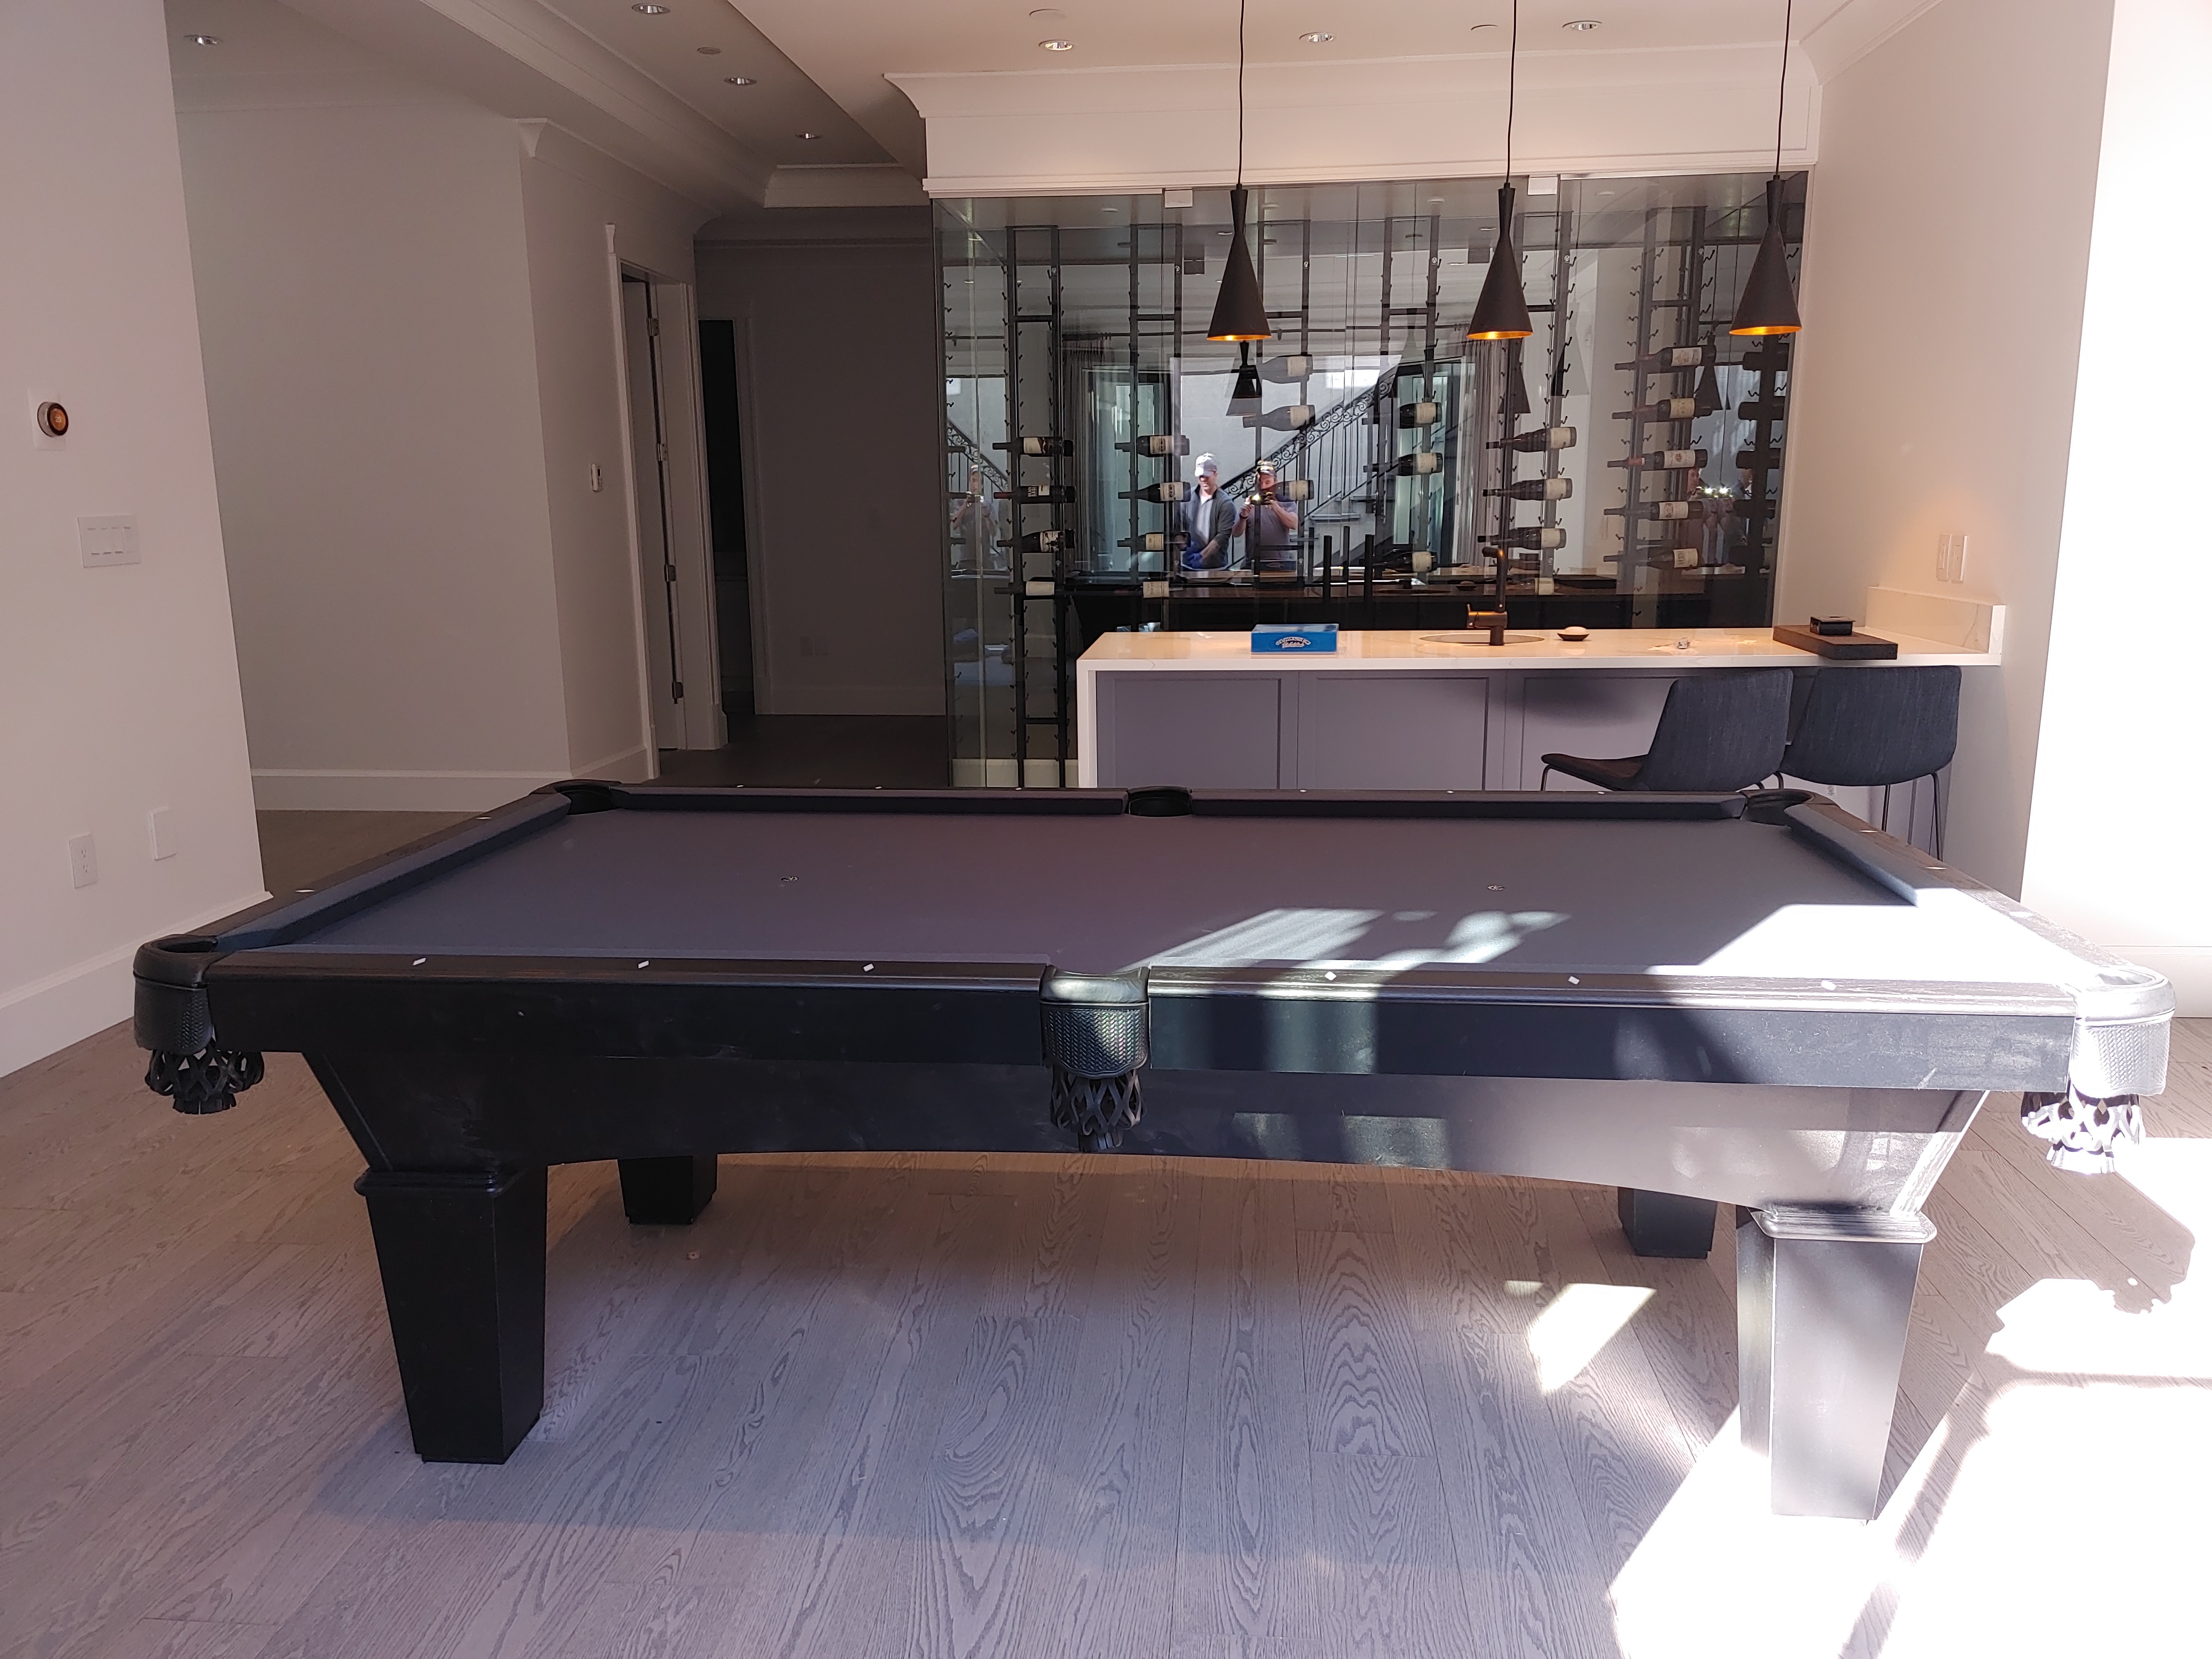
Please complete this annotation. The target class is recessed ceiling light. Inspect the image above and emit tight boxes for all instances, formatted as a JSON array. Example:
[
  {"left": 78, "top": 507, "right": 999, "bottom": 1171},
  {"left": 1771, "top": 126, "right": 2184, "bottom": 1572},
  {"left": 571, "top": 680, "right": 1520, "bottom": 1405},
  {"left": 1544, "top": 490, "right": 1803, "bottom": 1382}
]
[
  {"left": 796, "top": 131, "right": 822, "bottom": 140},
  {"left": 632, "top": 3, "right": 670, "bottom": 13},
  {"left": 696, "top": 45, "right": 721, "bottom": 55},
  {"left": 1564, "top": 18, "right": 1602, "bottom": 30},
  {"left": 1430, "top": 197, "right": 1445, "bottom": 205},
  {"left": 184, "top": 32, "right": 221, "bottom": 45},
  {"left": 1298, "top": 32, "right": 1332, "bottom": 44},
  {"left": 1040, "top": 39, "right": 1073, "bottom": 50},
  {"left": 723, "top": 75, "right": 755, "bottom": 85}
]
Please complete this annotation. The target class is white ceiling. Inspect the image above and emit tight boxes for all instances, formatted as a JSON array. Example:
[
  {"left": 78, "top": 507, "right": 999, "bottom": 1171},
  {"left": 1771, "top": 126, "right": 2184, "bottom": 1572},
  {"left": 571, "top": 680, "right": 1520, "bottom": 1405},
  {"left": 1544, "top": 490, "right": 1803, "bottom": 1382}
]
[{"left": 162, "top": 0, "right": 1938, "bottom": 211}]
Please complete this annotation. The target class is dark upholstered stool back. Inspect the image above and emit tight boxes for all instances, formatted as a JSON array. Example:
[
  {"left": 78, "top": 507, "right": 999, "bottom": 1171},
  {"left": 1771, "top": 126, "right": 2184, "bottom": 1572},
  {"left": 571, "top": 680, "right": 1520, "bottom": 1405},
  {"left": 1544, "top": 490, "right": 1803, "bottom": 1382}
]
[
  {"left": 1783, "top": 666, "right": 1961, "bottom": 787},
  {"left": 1636, "top": 669, "right": 1793, "bottom": 791}
]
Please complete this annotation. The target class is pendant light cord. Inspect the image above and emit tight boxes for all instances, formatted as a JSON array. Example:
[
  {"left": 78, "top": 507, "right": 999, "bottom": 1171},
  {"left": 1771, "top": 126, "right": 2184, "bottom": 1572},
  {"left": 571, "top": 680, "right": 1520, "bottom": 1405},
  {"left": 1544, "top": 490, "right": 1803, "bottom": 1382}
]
[
  {"left": 1504, "top": 0, "right": 1517, "bottom": 180},
  {"left": 1235, "top": 0, "right": 1246, "bottom": 189},
  {"left": 1773, "top": 0, "right": 1792, "bottom": 178}
]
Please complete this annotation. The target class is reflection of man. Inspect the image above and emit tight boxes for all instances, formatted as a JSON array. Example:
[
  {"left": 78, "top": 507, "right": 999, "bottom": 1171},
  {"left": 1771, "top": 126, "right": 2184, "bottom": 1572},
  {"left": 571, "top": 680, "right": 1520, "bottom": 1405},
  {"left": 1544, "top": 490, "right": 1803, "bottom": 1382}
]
[
  {"left": 1237, "top": 461, "right": 1301, "bottom": 577},
  {"left": 1180, "top": 453, "right": 1233, "bottom": 570},
  {"left": 948, "top": 466, "right": 1001, "bottom": 571}
]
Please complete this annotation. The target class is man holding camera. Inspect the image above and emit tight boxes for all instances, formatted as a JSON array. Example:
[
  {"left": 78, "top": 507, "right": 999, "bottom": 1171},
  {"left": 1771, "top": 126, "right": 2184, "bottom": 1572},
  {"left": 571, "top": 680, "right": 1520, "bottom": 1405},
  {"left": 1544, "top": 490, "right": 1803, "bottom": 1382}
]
[{"left": 1236, "top": 460, "right": 1301, "bottom": 578}]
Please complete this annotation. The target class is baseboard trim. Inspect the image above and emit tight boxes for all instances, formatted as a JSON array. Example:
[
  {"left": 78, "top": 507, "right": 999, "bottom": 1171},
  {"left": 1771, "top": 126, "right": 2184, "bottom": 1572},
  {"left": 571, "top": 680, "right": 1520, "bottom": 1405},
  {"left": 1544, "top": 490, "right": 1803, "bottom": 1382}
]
[
  {"left": 568, "top": 744, "right": 654, "bottom": 782},
  {"left": 2120, "top": 948, "right": 2212, "bottom": 1020},
  {"left": 0, "top": 890, "right": 270, "bottom": 1079},
  {"left": 253, "top": 766, "right": 576, "bottom": 812}
]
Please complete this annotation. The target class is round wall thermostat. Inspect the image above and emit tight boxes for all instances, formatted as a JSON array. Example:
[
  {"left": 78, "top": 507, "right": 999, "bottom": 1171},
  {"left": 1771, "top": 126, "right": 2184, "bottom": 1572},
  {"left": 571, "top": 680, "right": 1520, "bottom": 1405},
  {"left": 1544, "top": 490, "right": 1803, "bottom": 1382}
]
[{"left": 36, "top": 402, "right": 69, "bottom": 437}]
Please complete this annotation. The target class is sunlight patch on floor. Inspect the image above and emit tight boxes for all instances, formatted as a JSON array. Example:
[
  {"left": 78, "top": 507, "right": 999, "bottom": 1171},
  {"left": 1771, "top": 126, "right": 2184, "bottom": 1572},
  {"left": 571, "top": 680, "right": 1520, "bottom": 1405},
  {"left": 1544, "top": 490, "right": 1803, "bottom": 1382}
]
[{"left": 1525, "top": 1281, "right": 1653, "bottom": 1394}]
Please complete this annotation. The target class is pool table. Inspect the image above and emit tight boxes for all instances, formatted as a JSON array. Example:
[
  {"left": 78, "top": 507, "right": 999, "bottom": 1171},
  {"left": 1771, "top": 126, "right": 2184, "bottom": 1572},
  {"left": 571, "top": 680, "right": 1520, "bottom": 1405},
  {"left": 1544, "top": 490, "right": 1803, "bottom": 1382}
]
[{"left": 134, "top": 782, "right": 2171, "bottom": 1518}]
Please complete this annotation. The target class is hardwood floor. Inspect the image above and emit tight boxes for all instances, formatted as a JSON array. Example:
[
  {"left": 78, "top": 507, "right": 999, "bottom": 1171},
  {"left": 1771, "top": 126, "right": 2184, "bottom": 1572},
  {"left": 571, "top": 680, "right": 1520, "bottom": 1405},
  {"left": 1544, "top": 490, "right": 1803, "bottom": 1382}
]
[{"left": 2, "top": 815, "right": 2205, "bottom": 1656}]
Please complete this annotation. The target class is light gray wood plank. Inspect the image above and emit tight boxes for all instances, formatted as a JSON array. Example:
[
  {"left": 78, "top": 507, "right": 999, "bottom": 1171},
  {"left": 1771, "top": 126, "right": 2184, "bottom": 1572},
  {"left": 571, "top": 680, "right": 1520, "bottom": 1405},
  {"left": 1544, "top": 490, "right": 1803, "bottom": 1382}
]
[
  {"left": 1169, "top": 1172, "right": 1317, "bottom": 1659},
  {"left": 1006, "top": 1162, "right": 1199, "bottom": 1659},
  {"left": 1385, "top": 1174, "right": 1617, "bottom": 1659},
  {"left": 1309, "top": 1453, "right": 1479, "bottom": 1659},
  {"left": 1296, "top": 1228, "right": 1435, "bottom": 1458}
]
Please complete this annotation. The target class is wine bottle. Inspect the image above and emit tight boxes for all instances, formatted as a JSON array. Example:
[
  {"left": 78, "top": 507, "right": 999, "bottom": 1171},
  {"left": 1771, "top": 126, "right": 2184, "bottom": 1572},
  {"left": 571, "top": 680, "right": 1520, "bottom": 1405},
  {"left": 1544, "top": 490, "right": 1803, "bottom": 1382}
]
[
  {"left": 1016, "top": 529, "right": 1067, "bottom": 554},
  {"left": 1735, "top": 448, "right": 1784, "bottom": 471},
  {"left": 1736, "top": 400, "right": 1787, "bottom": 421},
  {"left": 1121, "top": 481, "right": 1190, "bottom": 504},
  {"left": 1119, "top": 532, "right": 1167, "bottom": 552},
  {"left": 1484, "top": 477, "right": 1572, "bottom": 500},
  {"left": 997, "top": 483, "right": 1076, "bottom": 504},
  {"left": 1650, "top": 499, "right": 1693, "bottom": 521},
  {"left": 1615, "top": 345, "right": 1710, "bottom": 371},
  {"left": 1490, "top": 425, "right": 1577, "bottom": 452},
  {"left": 1741, "top": 346, "right": 1791, "bottom": 372},
  {"left": 1121, "top": 433, "right": 1189, "bottom": 457},
  {"left": 994, "top": 435, "right": 1073, "bottom": 457},
  {"left": 1608, "top": 448, "right": 1708, "bottom": 471},
  {"left": 1394, "top": 452, "right": 1443, "bottom": 476},
  {"left": 1614, "top": 397, "right": 1701, "bottom": 421},
  {"left": 1261, "top": 353, "right": 1315, "bottom": 383},
  {"left": 1244, "top": 404, "right": 1315, "bottom": 431},
  {"left": 1397, "top": 400, "right": 1441, "bottom": 429},
  {"left": 1485, "top": 526, "right": 1567, "bottom": 550},
  {"left": 1274, "top": 478, "right": 1314, "bottom": 502}
]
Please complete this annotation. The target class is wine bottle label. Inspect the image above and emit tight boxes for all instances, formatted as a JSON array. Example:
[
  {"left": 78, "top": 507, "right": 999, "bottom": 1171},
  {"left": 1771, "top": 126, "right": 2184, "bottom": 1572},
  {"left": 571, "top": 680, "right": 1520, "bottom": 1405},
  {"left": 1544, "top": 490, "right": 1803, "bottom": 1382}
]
[
  {"left": 1128, "top": 532, "right": 1165, "bottom": 551},
  {"left": 1133, "top": 434, "right": 1187, "bottom": 456},
  {"left": 1672, "top": 548, "right": 1702, "bottom": 569},
  {"left": 1397, "top": 452, "right": 1442, "bottom": 474},
  {"left": 1022, "top": 531, "right": 1065, "bottom": 552},
  {"left": 1661, "top": 449, "right": 1703, "bottom": 468},
  {"left": 1655, "top": 500, "right": 1691, "bottom": 520},
  {"left": 1399, "top": 401, "right": 1441, "bottom": 427}
]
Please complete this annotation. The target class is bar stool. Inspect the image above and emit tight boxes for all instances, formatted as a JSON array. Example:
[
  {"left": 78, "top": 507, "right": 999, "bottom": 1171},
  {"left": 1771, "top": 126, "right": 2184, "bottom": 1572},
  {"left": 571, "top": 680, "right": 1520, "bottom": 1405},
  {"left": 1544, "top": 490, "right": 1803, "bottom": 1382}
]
[
  {"left": 1540, "top": 669, "right": 1793, "bottom": 792},
  {"left": 1780, "top": 666, "right": 1961, "bottom": 854}
]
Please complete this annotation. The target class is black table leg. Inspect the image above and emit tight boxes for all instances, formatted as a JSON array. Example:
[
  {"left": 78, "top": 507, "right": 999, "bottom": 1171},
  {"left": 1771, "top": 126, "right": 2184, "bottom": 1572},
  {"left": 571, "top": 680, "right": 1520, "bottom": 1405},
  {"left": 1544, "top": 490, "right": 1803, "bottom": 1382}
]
[
  {"left": 618, "top": 1154, "right": 719, "bottom": 1224},
  {"left": 1738, "top": 1204, "right": 1934, "bottom": 1518},
  {"left": 355, "top": 1167, "right": 546, "bottom": 1463},
  {"left": 1616, "top": 1188, "right": 1717, "bottom": 1258}
]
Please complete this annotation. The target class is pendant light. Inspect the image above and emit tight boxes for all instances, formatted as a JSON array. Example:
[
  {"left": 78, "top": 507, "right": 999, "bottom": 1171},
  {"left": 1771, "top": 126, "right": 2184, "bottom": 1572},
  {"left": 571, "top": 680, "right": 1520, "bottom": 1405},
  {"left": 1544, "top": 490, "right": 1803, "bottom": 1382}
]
[
  {"left": 1730, "top": 0, "right": 1803, "bottom": 336},
  {"left": 1206, "top": 0, "right": 1271, "bottom": 351},
  {"left": 1465, "top": 0, "right": 1533, "bottom": 342}
]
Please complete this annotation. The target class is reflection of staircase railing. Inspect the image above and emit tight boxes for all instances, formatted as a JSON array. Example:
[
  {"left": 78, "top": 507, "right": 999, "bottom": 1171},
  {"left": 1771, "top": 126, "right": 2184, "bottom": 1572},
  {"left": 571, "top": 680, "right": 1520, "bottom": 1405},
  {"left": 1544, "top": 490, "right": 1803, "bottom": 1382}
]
[
  {"left": 1217, "top": 388, "right": 1376, "bottom": 501},
  {"left": 946, "top": 419, "right": 1009, "bottom": 492}
]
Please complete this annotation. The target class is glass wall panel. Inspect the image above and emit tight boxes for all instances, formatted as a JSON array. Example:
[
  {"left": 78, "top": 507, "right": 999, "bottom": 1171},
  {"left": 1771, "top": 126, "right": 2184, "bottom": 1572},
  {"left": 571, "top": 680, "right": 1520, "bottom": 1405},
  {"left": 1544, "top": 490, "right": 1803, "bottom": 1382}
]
[{"left": 937, "top": 173, "right": 1804, "bottom": 785}]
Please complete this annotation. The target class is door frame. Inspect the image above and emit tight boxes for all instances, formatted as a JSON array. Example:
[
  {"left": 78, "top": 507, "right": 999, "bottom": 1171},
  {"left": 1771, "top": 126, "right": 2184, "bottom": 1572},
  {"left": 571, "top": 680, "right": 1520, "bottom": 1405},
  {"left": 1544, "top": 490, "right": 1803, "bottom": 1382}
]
[{"left": 607, "top": 233, "right": 724, "bottom": 753}]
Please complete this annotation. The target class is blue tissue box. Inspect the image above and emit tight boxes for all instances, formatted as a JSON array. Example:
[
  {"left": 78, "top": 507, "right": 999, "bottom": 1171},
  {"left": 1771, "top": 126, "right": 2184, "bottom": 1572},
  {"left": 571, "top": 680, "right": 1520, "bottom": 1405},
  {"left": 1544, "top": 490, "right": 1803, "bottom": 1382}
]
[{"left": 1251, "top": 623, "right": 1338, "bottom": 654}]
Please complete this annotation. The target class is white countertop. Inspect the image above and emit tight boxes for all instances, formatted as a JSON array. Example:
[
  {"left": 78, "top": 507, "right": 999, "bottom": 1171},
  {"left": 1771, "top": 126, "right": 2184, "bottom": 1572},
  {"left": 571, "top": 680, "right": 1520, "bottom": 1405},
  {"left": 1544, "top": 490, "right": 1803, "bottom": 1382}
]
[{"left": 1077, "top": 626, "right": 2000, "bottom": 673}]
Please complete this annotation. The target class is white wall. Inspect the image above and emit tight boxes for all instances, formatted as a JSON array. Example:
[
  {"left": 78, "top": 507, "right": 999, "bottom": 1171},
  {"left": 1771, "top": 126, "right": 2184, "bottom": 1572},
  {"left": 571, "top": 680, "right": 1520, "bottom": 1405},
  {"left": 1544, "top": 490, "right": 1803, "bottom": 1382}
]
[
  {"left": 173, "top": 4, "right": 713, "bottom": 808},
  {"left": 2022, "top": 0, "right": 2212, "bottom": 1010},
  {"left": 696, "top": 222, "right": 946, "bottom": 717},
  {"left": 0, "top": 0, "right": 264, "bottom": 1076},
  {"left": 179, "top": 94, "right": 575, "bottom": 810},
  {"left": 1778, "top": 0, "right": 2116, "bottom": 899}
]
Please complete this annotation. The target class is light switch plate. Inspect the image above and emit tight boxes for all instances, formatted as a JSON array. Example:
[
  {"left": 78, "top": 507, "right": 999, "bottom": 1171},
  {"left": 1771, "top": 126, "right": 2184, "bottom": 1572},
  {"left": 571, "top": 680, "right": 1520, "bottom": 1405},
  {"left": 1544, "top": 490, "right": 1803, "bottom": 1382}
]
[
  {"left": 1936, "top": 532, "right": 1970, "bottom": 584},
  {"left": 79, "top": 515, "right": 139, "bottom": 567},
  {"left": 148, "top": 806, "right": 177, "bottom": 861}
]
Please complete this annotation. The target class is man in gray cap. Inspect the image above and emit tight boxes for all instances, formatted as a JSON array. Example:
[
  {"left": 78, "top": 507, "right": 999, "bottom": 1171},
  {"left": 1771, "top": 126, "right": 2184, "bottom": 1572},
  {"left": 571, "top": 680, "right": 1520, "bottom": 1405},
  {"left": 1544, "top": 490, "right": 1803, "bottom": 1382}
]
[{"left": 1180, "top": 453, "right": 1233, "bottom": 570}]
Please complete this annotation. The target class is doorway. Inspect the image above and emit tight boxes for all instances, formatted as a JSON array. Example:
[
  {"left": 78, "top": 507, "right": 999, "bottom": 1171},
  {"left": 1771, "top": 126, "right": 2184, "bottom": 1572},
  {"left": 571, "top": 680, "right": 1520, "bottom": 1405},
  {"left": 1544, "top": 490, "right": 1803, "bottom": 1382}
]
[{"left": 696, "top": 319, "right": 755, "bottom": 718}]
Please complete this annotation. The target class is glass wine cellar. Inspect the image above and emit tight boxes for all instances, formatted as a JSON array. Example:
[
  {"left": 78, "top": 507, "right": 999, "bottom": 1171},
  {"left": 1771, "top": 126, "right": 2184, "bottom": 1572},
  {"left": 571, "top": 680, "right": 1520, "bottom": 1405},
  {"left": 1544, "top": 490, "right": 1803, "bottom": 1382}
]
[{"left": 940, "top": 172, "right": 1805, "bottom": 786}]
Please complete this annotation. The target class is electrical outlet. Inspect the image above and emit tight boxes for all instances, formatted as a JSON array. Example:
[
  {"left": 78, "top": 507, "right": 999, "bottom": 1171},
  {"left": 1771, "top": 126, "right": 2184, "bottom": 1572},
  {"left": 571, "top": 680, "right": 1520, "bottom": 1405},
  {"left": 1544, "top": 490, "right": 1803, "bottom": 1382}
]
[
  {"left": 78, "top": 515, "right": 139, "bottom": 568},
  {"left": 67, "top": 833, "right": 97, "bottom": 889},
  {"left": 148, "top": 806, "right": 177, "bottom": 861}
]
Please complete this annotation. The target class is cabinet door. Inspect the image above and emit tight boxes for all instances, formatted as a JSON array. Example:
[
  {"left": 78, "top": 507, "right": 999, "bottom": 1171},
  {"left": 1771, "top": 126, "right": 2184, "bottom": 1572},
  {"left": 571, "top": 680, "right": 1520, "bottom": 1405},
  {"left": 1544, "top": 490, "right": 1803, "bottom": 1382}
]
[
  {"left": 1095, "top": 672, "right": 1282, "bottom": 789},
  {"left": 1297, "top": 676, "right": 1489, "bottom": 790}
]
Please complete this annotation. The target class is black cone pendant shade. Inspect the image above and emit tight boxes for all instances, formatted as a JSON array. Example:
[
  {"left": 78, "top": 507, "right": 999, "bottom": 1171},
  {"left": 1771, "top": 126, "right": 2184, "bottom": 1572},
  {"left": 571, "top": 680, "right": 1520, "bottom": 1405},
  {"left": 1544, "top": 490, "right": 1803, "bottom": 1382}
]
[
  {"left": 1227, "top": 342, "right": 1263, "bottom": 414},
  {"left": 1730, "top": 182, "right": 1802, "bottom": 337},
  {"left": 1466, "top": 182, "right": 1533, "bottom": 341},
  {"left": 1207, "top": 186, "right": 1271, "bottom": 343},
  {"left": 1694, "top": 357, "right": 1723, "bottom": 415}
]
